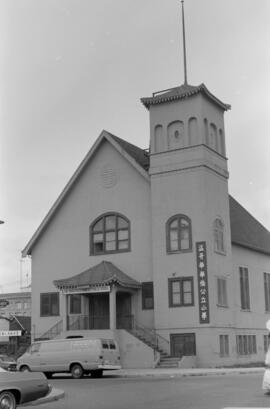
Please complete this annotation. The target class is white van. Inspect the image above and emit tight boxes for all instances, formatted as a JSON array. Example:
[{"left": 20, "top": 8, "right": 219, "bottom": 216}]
[{"left": 17, "top": 338, "right": 121, "bottom": 379}]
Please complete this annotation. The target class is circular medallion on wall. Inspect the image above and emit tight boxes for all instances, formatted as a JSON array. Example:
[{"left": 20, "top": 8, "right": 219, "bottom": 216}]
[{"left": 101, "top": 164, "right": 118, "bottom": 188}]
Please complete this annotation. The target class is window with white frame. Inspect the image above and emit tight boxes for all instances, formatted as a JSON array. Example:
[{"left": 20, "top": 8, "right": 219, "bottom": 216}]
[
  {"left": 90, "top": 213, "right": 130, "bottom": 255},
  {"left": 168, "top": 277, "right": 194, "bottom": 307},
  {"left": 166, "top": 215, "right": 192, "bottom": 253}
]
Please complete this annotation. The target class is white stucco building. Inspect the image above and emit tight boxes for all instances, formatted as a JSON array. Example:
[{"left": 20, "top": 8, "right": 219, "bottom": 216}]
[{"left": 22, "top": 79, "right": 270, "bottom": 368}]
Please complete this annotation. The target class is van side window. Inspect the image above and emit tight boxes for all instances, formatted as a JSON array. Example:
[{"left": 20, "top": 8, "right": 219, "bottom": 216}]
[
  {"left": 102, "top": 341, "right": 109, "bottom": 349},
  {"left": 31, "top": 343, "right": 40, "bottom": 353},
  {"left": 109, "top": 341, "right": 116, "bottom": 349}
]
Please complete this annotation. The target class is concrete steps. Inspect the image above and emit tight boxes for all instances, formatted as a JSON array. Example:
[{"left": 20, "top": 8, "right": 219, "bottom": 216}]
[{"left": 157, "top": 356, "right": 180, "bottom": 368}]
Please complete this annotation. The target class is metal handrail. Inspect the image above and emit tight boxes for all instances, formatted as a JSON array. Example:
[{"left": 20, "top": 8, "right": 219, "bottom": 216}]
[
  {"left": 39, "top": 319, "right": 63, "bottom": 340},
  {"left": 131, "top": 318, "right": 169, "bottom": 352}
]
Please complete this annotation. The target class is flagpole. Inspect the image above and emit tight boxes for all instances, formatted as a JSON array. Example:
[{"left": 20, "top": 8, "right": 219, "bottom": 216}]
[{"left": 181, "top": 0, "right": 188, "bottom": 85}]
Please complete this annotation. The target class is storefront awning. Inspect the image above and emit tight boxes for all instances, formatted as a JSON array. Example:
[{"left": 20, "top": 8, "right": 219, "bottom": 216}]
[{"left": 53, "top": 261, "right": 141, "bottom": 291}]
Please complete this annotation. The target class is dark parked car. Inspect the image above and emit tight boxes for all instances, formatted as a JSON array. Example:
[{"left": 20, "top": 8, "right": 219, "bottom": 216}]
[
  {"left": 0, "top": 367, "right": 51, "bottom": 409},
  {"left": 0, "top": 354, "right": 16, "bottom": 371}
]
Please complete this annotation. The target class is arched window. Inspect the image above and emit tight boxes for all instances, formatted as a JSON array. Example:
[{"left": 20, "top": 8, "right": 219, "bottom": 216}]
[
  {"left": 188, "top": 117, "right": 198, "bottom": 146},
  {"left": 167, "top": 121, "right": 185, "bottom": 150},
  {"left": 154, "top": 124, "right": 164, "bottom": 153},
  {"left": 166, "top": 215, "right": 192, "bottom": 253},
  {"left": 90, "top": 213, "right": 130, "bottom": 255},
  {"left": 209, "top": 123, "right": 218, "bottom": 151},
  {"left": 214, "top": 217, "right": 225, "bottom": 253}
]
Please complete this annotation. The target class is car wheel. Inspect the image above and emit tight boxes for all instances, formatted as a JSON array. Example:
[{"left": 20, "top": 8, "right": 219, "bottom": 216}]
[
  {"left": 91, "top": 369, "right": 103, "bottom": 378},
  {"left": 0, "top": 390, "right": 17, "bottom": 409},
  {"left": 71, "top": 363, "right": 84, "bottom": 379},
  {"left": 19, "top": 365, "right": 30, "bottom": 372}
]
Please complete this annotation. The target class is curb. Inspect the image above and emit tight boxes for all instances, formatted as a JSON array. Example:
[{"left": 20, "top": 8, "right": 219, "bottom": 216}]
[
  {"left": 21, "top": 388, "right": 65, "bottom": 406},
  {"left": 106, "top": 367, "right": 265, "bottom": 379}
]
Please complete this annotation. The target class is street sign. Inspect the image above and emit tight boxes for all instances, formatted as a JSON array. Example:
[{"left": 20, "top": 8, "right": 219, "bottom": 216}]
[
  {"left": 0, "top": 330, "right": 22, "bottom": 337},
  {"left": 0, "top": 300, "right": 9, "bottom": 308}
]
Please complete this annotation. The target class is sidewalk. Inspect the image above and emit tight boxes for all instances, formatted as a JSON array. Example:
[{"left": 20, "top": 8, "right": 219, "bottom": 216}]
[{"left": 106, "top": 366, "right": 265, "bottom": 378}]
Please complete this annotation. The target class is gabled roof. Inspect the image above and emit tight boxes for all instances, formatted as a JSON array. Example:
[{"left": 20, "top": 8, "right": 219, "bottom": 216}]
[
  {"left": 109, "top": 134, "right": 149, "bottom": 171},
  {"left": 141, "top": 83, "right": 231, "bottom": 111},
  {"left": 22, "top": 130, "right": 149, "bottom": 256},
  {"left": 229, "top": 196, "right": 270, "bottom": 255},
  {"left": 53, "top": 261, "right": 141, "bottom": 289}
]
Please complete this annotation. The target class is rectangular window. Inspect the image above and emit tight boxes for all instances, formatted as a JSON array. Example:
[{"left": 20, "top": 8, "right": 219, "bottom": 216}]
[
  {"left": 239, "top": 267, "right": 250, "bottom": 310},
  {"left": 40, "top": 292, "right": 59, "bottom": 317},
  {"left": 16, "top": 302, "right": 22, "bottom": 310},
  {"left": 217, "top": 277, "right": 228, "bottom": 307},
  {"left": 264, "top": 273, "right": 270, "bottom": 312},
  {"left": 236, "top": 335, "right": 256, "bottom": 355},
  {"left": 168, "top": 277, "right": 194, "bottom": 307},
  {"left": 69, "top": 294, "right": 81, "bottom": 314},
  {"left": 219, "top": 335, "right": 229, "bottom": 357},
  {"left": 170, "top": 333, "right": 196, "bottom": 357},
  {"left": 142, "top": 282, "right": 154, "bottom": 310},
  {"left": 264, "top": 335, "right": 269, "bottom": 353}
]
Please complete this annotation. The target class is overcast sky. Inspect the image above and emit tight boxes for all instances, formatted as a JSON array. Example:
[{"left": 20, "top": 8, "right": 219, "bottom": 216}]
[{"left": 0, "top": 0, "right": 269, "bottom": 293}]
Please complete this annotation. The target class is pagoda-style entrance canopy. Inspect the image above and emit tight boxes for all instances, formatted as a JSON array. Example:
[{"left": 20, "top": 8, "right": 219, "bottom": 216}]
[{"left": 53, "top": 261, "right": 141, "bottom": 332}]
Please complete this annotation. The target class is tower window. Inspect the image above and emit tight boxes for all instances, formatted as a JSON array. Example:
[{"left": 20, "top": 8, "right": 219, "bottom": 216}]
[
  {"left": 166, "top": 215, "right": 192, "bottom": 253},
  {"left": 209, "top": 123, "right": 218, "bottom": 151},
  {"left": 214, "top": 217, "right": 225, "bottom": 254},
  {"left": 167, "top": 121, "right": 185, "bottom": 149},
  {"left": 90, "top": 213, "right": 130, "bottom": 255}
]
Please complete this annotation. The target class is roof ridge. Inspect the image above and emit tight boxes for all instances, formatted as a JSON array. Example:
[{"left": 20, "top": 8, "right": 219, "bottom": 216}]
[
  {"left": 229, "top": 195, "right": 270, "bottom": 233},
  {"left": 108, "top": 132, "right": 149, "bottom": 155}
]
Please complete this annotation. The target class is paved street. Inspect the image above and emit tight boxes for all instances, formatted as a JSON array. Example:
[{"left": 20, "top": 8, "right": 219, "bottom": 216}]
[{"left": 24, "top": 373, "right": 270, "bottom": 409}]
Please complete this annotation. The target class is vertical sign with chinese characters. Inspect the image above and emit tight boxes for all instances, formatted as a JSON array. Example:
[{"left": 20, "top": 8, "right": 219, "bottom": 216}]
[{"left": 196, "top": 241, "right": 210, "bottom": 324}]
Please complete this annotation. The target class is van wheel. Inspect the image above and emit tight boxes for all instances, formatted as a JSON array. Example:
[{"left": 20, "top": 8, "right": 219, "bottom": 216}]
[
  {"left": 20, "top": 365, "right": 31, "bottom": 372},
  {"left": 0, "top": 390, "right": 17, "bottom": 409},
  {"left": 91, "top": 369, "right": 103, "bottom": 378},
  {"left": 44, "top": 372, "right": 53, "bottom": 379},
  {"left": 71, "top": 363, "right": 84, "bottom": 379}
]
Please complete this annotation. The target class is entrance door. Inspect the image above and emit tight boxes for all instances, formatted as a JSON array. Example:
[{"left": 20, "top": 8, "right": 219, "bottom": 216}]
[
  {"left": 170, "top": 333, "right": 196, "bottom": 357},
  {"left": 89, "top": 294, "right": 109, "bottom": 329},
  {"left": 116, "top": 292, "right": 132, "bottom": 329}
]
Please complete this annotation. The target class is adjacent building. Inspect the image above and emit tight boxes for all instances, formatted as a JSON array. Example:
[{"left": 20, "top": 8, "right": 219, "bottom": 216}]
[
  {"left": 0, "top": 292, "right": 31, "bottom": 318},
  {"left": 0, "top": 292, "right": 31, "bottom": 355}
]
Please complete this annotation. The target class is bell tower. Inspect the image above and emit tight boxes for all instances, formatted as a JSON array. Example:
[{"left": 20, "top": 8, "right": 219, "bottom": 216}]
[
  {"left": 140, "top": 1, "right": 234, "bottom": 365},
  {"left": 141, "top": 82, "right": 230, "bottom": 179}
]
